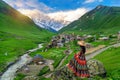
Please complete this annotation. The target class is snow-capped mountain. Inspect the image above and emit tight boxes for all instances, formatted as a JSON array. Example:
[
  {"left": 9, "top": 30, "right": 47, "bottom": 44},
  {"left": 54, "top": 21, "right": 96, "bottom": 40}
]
[
  {"left": 27, "top": 11, "right": 70, "bottom": 32},
  {"left": 33, "top": 16, "right": 68, "bottom": 32}
]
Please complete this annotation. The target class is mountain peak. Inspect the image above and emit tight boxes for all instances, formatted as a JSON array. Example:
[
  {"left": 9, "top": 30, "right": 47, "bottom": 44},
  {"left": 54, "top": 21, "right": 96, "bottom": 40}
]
[
  {"left": 95, "top": 5, "right": 107, "bottom": 10},
  {"left": 96, "top": 5, "right": 105, "bottom": 7}
]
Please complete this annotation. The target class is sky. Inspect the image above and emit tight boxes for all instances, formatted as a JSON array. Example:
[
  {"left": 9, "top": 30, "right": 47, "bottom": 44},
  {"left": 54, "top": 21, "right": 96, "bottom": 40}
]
[{"left": 3, "top": 0, "right": 120, "bottom": 22}]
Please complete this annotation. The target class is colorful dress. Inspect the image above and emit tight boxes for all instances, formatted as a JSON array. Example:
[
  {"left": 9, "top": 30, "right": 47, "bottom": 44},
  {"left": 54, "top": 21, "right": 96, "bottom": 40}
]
[{"left": 67, "top": 46, "right": 90, "bottom": 77}]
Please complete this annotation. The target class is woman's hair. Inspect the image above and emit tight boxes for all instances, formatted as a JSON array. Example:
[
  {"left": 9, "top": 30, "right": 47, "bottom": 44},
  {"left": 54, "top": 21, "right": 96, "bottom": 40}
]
[{"left": 77, "top": 38, "right": 82, "bottom": 41}]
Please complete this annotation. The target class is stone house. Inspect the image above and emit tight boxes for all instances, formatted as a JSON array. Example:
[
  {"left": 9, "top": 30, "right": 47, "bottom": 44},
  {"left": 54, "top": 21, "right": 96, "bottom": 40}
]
[{"left": 32, "top": 54, "right": 44, "bottom": 65}]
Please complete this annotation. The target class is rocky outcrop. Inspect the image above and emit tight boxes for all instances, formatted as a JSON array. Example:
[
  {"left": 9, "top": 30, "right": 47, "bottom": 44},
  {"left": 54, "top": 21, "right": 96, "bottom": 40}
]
[
  {"left": 87, "top": 59, "right": 106, "bottom": 77},
  {"left": 52, "top": 59, "right": 106, "bottom": 80}
]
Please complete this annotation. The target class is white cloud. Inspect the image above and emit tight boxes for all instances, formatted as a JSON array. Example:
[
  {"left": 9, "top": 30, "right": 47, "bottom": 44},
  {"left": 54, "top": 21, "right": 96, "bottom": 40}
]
[
  {"left": 48, "top": 8, "right": 88, "bottom": 22},
  {"left": 83, "top": 0, "right": 103, "bottom": 4},
  {"left": 84, "top": 0, "right": 95, "bottom": 4},
  {"left": 17, "top": 9, "right": 41, "bottom": 18},
  {"left": 3, "top": 0, "right": 53, "bottom": 12}
]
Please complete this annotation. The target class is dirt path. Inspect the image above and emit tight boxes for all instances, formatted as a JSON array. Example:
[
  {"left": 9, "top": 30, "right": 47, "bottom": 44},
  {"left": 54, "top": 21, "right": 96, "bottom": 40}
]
[
  {"left": 86, "top": 43, "right": 120, "bottom": 60},
  {"left": 45, "top": 59, "right": 54, "bottom": 71},
  {"left": 86, "top": 45, "right": 105, "bottom": 54},
  {"left": 0, "top": 44, "right": 43, "bottom": 80}
]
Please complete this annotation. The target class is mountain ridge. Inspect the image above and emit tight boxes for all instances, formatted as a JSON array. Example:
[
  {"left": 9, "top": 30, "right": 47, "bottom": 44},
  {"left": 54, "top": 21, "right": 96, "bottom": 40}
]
[{"left": 59, "top": 5, "right": 120, "bottom": 34}]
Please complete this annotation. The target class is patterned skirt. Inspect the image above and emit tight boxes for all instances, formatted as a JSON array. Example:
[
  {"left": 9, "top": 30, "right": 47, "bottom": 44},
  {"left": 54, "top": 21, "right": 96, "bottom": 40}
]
[{"left": 67, "top": 52, "right": 90, "bottom": 77}]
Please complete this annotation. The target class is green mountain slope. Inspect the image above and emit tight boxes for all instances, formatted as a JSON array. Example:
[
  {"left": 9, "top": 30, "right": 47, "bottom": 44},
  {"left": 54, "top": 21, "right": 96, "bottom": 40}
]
[
  {"left": 60, "top": 5, "right": 120, "bottom": 34},
  {"left": 0, "top": 0, "right": 53, "bottom": 39},
  {"left": 0, "top": 0, "right": 54, "bottom": 72}
]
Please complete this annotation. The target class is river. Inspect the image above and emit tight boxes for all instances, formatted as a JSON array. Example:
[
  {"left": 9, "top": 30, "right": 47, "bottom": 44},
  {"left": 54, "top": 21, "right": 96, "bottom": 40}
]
[{"left": 0, "top": 44, "right": 43, "bottom": 80}]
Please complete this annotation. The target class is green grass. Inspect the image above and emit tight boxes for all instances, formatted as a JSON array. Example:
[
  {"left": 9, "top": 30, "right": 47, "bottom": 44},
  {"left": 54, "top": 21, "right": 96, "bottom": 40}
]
[
  {"left": 39, "top": 76, "right": 51, "bottom": 80},
  {"left": 14, "top": 73, "right": 26, "bottom": 80},
  {"left": 39, "top": 66, "right": 50, "bottom": 76},
  {"left": 91, "top": 39, "right": 117, "bottom": 47},
  {"left": 94, "top": 47, "right": 120, "bottom": 79}
]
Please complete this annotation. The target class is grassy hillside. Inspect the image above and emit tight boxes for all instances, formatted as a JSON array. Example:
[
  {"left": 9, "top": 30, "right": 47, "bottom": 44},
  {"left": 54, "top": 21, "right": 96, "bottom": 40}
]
[
  {"left": 60, "top": 5, "right": 120, "bottom": 35},
  {"left": 94, "top": 47, "right": 120, "bottom": 79},
  {"left": 0, "top": 1, "right": 54, "bottom": 72},
  {"left": 0, "top": 0, "right": 53, "bottom": 40}
]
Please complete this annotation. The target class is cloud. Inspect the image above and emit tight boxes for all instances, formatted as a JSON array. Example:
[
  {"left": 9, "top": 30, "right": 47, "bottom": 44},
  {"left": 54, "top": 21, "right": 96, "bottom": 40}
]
[
  {"left": 83, "top": 0, "right": 103, "bottom": 4},
  {"left": 84, "top": 0, "right": 95, "bottom": 4},
  {"left": 3, "top": 0, "right": 53, "bottom": 12},
  {"left": 17, "top": 9, "right": 41, "bottom": 18},
  {"left": 48, "top": 8, "right": 88, "bottom": 22}
]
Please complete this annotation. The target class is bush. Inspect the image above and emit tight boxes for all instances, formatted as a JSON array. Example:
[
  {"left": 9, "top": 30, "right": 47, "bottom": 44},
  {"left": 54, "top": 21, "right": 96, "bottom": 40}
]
[
  {"left": 86, "top": 37, "right": 95, "bottom": 43},
  {"left": 39, "top": 76, "right": 51, "bottom": 80},
  {"left": 14, "top": 73, "right": 26, "bottom": 80}
]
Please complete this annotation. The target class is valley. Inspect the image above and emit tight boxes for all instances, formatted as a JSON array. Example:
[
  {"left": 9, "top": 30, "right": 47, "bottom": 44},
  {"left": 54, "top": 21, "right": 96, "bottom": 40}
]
[{"left": 0, "top": 0, "right": 120, "bottom": 80}]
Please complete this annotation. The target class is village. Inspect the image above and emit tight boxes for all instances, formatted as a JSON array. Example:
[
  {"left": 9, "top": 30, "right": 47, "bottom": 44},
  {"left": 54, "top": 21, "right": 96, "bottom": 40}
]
[{"left": 5, "top": 31, "right": 119, "bottom": 80}]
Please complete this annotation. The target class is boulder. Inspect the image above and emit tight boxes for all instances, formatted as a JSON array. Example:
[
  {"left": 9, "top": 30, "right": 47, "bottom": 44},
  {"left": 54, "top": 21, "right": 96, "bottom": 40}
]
[{"left": 87, "top": 59, "right": 106, "bottom": 77}]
